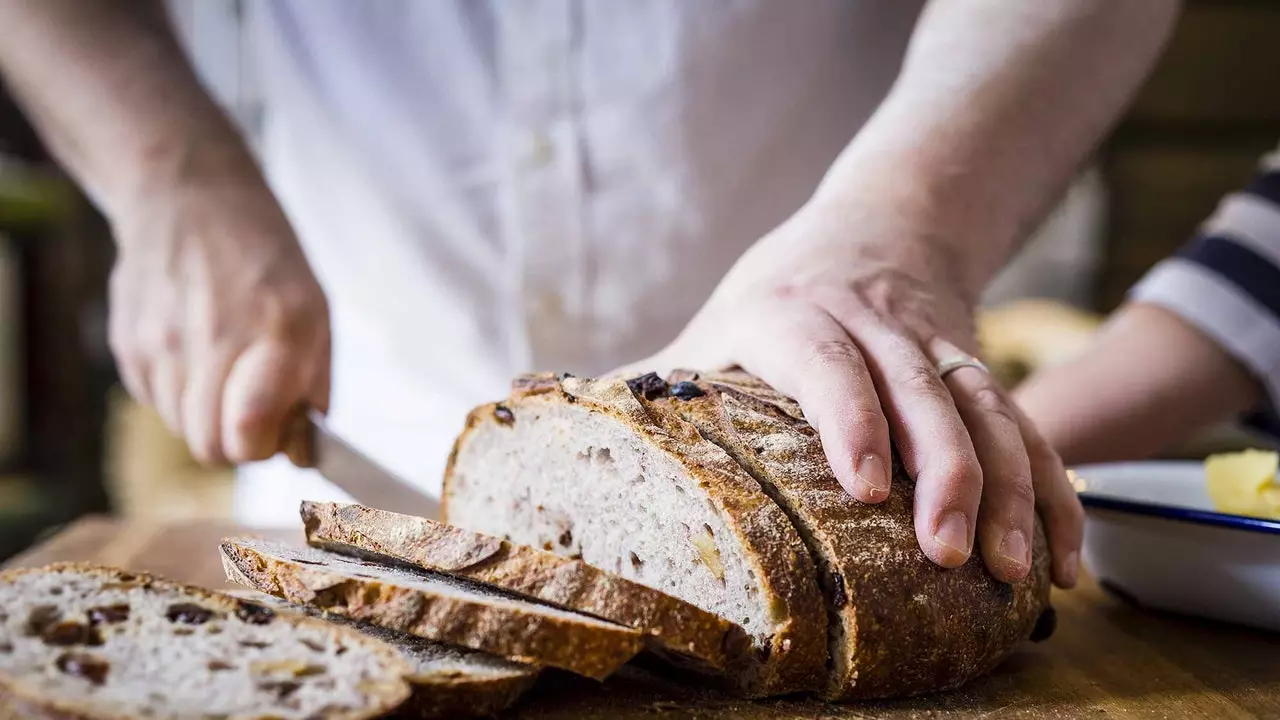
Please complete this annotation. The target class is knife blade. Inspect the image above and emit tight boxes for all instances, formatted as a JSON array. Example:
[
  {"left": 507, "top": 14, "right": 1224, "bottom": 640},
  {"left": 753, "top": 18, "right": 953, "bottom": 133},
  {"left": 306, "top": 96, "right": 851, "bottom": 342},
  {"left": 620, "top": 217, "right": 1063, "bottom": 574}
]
[{"left": 284, "top": 407, "right": 441, "bottom": 520}]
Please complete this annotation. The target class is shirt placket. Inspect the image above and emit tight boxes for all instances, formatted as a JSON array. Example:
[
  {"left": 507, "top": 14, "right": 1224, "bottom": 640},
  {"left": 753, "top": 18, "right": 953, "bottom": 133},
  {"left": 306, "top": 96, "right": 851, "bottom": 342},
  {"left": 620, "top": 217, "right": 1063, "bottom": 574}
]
[{"left": 498, "top": 0, "right": 587, "bottom": 373}]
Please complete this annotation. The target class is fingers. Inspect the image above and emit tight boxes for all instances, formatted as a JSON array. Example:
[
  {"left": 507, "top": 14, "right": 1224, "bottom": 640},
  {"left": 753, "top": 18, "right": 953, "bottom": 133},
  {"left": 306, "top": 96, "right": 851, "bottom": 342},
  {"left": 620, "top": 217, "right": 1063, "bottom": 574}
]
[
  {"left": 150, "top": 359, "right": 187, "bottom": 439},
  {"left": 1015, "top": 404, "right": 1084, "bottom": 588},
  {"left": 222, "top": 340, "right": 304, "bottom": 464},
  {"left": 181, "top": 350, "right": 237, "bottom": 465},
  {"left": 107, "top": 273, "right": 152, "bottom": 406},
  {"left": 809, "top": 287, "right": 980, "bottom": 567},
  {"left": 730, "top": 299, "right": 893, "bottom": 504},
  {"left": 933, "top": 339, "right": 1035, "bottom": 583}
]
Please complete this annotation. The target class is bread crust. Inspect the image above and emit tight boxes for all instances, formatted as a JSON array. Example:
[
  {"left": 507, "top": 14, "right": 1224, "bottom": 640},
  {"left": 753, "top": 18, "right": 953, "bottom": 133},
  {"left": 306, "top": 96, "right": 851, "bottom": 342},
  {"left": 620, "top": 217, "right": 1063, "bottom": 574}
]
[
  {"left": 0, "top": 562, "right": 411, "bottom": 720},
  {"left": 659, "top": 370, "right": 1052, "bottom": 699},
  {"left": 442, "top": 373, "right": 827, "bottom": 696},
  {"left": 219, "top": 539, "right": 646, "bottom": 681},
  {"left": 301, "top": 501, "right": 744, "bottom": 674},
  {"left": 393, "top": 671, "right": 537, "bottom": 719}
]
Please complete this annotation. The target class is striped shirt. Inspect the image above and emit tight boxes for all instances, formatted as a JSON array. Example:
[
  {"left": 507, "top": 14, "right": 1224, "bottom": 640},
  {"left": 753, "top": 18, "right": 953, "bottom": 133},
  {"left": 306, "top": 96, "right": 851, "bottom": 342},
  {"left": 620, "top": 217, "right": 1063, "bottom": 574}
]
[{"left": 1131, "top": 148, "right": 1280, "bottom": 434}]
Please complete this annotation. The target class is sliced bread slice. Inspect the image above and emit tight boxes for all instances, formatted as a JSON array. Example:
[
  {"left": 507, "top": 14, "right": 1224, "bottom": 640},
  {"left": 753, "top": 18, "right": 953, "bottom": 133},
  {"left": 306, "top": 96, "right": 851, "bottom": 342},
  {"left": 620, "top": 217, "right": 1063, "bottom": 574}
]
[
  {"left": 219, "top": 539, "right": 644, "bottom": 680},
  {"left": 441, "top": 373, "right": 826, "bottom": 696},
  {"left": 227, "top": 590, "right": 538, "bottom": 719},
  {"left": 656, "top": 370, "right": 1053, "bottom": 699},
  {"left": 0, "top": 563, "right": 410, "bottom": 720},
  {"left": 300, "top": 500, "right": 746, "bottom": 674}
]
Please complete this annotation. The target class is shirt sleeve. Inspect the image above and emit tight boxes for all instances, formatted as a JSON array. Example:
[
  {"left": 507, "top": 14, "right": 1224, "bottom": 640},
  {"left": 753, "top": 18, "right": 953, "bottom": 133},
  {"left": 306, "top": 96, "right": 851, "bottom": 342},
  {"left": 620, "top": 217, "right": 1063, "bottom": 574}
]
[{"left": 1129, "top": 153, "right": 1280, "bottom": 437}]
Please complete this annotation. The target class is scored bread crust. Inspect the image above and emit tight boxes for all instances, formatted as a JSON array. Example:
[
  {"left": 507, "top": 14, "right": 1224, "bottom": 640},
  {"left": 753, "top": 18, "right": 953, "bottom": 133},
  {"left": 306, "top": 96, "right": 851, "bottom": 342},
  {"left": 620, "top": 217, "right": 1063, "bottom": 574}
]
[
  {"left": 0, "top": 563, "right": 412, "bottom": 720},
  {"left": 226, "top": 590, "right": 538, "bottom": 719},
  {"left": 300, "top": 501, "right": 745, "bottom": 674},
  {"left": 441, "top": 373, "right": 827, "bottom": 696},
  {"left": 219, "top": 539, "right": 646, "bottom": 681},
  {"left": 659, "top": 370, "right": 1052, "bottom": 699}
]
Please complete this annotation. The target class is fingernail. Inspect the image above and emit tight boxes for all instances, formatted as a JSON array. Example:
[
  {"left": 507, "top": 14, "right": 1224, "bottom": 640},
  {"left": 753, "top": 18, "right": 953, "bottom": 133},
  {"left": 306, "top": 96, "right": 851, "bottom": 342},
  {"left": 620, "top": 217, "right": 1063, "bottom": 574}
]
[
  {"left": 999, "top": 529, "right": 1030, "bottom": 571},
  {"left": 933, "top": 512, "right": 971, "bottom": 558},
  {"left": 855, "top": 454, "right": 890, "bottom": 499},
  {"left": 1063, "top": 550, "right": 1080, "bottom": 586}
]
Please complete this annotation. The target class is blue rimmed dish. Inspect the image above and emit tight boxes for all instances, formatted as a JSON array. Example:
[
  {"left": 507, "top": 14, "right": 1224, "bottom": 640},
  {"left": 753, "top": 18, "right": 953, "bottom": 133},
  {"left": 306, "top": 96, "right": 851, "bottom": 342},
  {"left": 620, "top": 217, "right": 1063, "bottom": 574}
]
[{"left": 1073, "top": 461, "right": 1280, "bottom": 632}]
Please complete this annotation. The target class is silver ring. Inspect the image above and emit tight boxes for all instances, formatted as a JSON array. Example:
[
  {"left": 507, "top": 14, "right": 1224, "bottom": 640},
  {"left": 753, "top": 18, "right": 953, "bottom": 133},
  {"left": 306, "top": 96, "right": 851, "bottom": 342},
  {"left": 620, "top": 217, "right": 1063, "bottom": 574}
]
[{"left": 935, "top": 356, "right": 989, "bottom": 379}]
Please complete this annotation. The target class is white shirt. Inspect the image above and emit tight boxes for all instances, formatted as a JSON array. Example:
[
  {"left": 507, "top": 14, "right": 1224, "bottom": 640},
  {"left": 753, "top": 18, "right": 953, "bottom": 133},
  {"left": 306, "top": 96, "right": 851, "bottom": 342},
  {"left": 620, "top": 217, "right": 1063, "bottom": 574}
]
[{"left": 196, "top": 1, "right": 1098, "bottom": 526}]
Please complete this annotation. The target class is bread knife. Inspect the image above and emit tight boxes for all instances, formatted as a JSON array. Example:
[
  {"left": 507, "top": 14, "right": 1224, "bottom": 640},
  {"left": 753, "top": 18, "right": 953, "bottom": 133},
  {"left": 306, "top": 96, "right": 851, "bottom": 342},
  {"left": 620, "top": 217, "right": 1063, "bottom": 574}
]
[{"left": 283, "top": 407, "right": 441, "bottom": 520}]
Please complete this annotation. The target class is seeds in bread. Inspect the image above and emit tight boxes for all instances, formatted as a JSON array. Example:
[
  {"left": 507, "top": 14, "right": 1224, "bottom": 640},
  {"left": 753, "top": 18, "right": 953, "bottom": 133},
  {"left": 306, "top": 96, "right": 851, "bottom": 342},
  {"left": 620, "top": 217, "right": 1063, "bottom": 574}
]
[
  {"left": 656, "top": 369, "right": 1053, "bottom": 699},
  {"left": 0, "top": 563, "right": 410, "bottom": 720},
  {"left": 220, "top": 539, "right": 645, "bottom": 680},
  {"left": 300, "top": 500, "right": 747, "bottom": 675},
  {"left": 227, "top": 591, "right": 538, "bottom": 719},
  {"left": 441, "top": 373, "right": 827, "bottom": 696}
]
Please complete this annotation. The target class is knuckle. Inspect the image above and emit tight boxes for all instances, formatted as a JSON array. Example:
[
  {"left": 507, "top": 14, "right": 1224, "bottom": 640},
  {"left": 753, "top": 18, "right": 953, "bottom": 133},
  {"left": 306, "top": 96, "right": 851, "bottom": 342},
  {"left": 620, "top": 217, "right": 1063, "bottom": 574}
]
[
  {"left": 137, "top": 322, "right": 183, "bottom": 357},
  {"left": 805, "top": 339, "right": 863, "bottom": 369},
  {"left": 160, "top": 325, "right": 183, "bottom": 355},
  {"left": 897, "top": 362, "right": 949, "bottom": 400},
  {"left": 1061, "top": 493, "right": 1086, "bottom": 528},
  {"left": 968, "top": 384, "right": 1018, "bottom": 424},
  {"left": 1001, "top": 474, "right": 1037, "bottom": 508},
  {"left": 931, "top": 451, "right": 982, "bottom": 490},
  {"left": 849, "top": 405, "right": 888, "bottom": 434},
  {"left": 1039, "top": 482, "right": 1086, "bottom": 528},
  {"left": 230, "top": 409, "right": 270, "bottom": 442}
]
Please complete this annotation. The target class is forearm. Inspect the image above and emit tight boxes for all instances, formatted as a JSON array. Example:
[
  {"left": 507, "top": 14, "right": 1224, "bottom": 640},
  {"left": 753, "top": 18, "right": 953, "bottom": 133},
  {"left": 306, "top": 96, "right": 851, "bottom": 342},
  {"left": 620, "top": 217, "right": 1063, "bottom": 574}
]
[
  {"left": 1015, "top": 304, "right": 1261, "bottom": 466},
  {"left": 0, "top": 0, "right": 256, "bottom": 227},
  {"left": 811, "top": 0, "right": 1179, "bottom": 302}
]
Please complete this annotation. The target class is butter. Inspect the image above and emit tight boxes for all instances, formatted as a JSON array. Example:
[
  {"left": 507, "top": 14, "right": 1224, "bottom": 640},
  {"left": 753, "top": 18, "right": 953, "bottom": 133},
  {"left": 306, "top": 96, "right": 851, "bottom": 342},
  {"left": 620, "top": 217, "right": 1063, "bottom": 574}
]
[{"left": 1205, "top": 449, "right": 1280, "bottom": 520}]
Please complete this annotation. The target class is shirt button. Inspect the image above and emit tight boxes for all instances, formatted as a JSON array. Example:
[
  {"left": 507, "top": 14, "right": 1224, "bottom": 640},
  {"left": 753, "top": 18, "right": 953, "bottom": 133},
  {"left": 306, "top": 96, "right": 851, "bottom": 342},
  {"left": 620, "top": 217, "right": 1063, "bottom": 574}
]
[{"left": 523, "top": 131, "right": 555, "bottom": 167}]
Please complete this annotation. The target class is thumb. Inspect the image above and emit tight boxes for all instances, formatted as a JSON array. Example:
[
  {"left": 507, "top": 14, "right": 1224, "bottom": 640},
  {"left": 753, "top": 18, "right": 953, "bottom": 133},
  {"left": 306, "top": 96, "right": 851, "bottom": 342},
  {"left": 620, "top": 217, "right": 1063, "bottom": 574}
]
[{"left": 221, "top": 339, "right": 307, "bottom": 463}]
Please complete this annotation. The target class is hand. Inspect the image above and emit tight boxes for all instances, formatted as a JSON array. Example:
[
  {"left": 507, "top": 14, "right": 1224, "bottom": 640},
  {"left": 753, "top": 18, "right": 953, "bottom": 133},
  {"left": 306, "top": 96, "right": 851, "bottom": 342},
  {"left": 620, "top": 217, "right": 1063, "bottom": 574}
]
[
  {"left": 631, "top": 198, "right": 1082, "bottom": 588},
  {"left": 107, "top": 159, "right": 330, "bottom": 466}
]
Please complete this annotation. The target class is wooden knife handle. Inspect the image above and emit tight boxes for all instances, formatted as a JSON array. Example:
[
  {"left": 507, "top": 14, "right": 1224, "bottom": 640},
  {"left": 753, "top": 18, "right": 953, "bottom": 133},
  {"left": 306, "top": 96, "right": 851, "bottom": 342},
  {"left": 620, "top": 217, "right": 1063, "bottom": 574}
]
[{"left": 281, "top": 404, "right": 316, "bottom": 468}]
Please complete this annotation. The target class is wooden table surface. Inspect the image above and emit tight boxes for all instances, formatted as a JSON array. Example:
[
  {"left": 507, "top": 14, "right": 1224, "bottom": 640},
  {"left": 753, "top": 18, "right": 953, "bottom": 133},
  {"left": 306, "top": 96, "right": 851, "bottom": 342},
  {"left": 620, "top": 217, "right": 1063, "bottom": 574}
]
[{"left": 4, "top": 516, "right": 1280, "bottom": 720}]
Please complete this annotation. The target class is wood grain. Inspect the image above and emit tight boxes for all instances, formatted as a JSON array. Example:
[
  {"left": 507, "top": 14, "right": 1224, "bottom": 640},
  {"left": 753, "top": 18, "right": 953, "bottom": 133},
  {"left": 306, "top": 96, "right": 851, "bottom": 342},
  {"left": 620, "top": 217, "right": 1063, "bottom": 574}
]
[{"left": 3, "top": 517, "right": 1279, "bottom": 719}]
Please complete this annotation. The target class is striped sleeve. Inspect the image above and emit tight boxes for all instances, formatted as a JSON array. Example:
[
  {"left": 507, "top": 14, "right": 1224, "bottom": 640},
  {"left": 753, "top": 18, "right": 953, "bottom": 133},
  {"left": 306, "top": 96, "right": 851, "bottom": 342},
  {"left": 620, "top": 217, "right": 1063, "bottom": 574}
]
[{"left": 1129, "top": 156, "right": 1280, "bottom": 436}]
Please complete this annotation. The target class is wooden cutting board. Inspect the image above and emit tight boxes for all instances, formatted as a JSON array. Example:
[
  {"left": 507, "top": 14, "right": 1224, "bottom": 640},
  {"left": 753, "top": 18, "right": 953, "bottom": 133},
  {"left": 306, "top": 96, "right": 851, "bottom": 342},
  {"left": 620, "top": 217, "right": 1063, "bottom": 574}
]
[{"left": 4, "top": 516, "right": 1280, "bottom": 719}]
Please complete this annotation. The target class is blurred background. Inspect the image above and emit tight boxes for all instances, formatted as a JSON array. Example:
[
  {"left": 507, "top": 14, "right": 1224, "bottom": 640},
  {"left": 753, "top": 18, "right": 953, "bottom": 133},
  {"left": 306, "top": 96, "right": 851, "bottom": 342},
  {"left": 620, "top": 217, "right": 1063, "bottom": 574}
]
[{"left": 2, "top": 0, "right": 1280, "bottom": 560}]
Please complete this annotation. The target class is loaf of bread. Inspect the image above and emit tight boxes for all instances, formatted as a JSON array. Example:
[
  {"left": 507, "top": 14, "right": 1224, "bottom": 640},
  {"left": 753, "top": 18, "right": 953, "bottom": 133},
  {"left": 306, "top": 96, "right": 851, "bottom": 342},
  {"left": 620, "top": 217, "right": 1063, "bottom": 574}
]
[
  {"left": 656, "top": 370, "right": 1051, "bottom": 698},
  {"left": 443, "top": 373, "right": 827, "bottom": 696},
  {"left": 0, "top": 564, "right": 411, "bottom": 719},
  {"left": 443, "top": 371, "right": 1053, "bottom": 699},
  {"left": 220, "top": 538, "right": 646, "bottom": 680},
  {"left": 228, "top": 590, "right": 538, "bottom": 719}
]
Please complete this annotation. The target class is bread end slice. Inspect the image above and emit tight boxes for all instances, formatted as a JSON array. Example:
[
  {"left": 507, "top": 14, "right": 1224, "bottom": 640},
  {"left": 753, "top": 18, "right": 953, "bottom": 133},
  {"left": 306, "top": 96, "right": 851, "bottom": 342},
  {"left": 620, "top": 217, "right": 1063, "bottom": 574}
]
[
  {"left": 300, "top": 500, "right": 749, "bottom": 676},
  {"left": 0, "top": 563, "right": 411, "bottom": 720},
  {"left": 220, "top": 538, "right": 646, "bottom": 681}
]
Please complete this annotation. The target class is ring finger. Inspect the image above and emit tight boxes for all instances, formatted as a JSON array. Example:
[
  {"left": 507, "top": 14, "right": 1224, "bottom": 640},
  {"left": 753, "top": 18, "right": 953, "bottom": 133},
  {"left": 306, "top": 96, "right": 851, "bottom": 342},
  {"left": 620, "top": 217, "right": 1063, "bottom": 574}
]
[{"left": 931, "top": 338, "right": 1036, "bottom": 583}]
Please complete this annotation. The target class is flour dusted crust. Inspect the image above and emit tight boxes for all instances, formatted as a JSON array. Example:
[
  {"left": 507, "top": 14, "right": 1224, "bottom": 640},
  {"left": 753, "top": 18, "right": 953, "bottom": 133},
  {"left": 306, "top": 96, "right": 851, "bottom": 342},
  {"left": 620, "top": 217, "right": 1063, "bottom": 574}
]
[
  {"left": 226, "top": 590, "right": 538, "bottom": 719},
  {"left": 442, "top": 373, "right": 827, "bottom": 696},
  {"left": 300, "top": 501, "right": 744, "bottom": 675},
  {"left": 661, "top": 369, "right": 1052, "bottom": 699},
  {"left": 0, "top": 563, "right": 411, "bottom": 720},
  {"left": 219, "top": 539, "right": 646, "bottom": 681}
]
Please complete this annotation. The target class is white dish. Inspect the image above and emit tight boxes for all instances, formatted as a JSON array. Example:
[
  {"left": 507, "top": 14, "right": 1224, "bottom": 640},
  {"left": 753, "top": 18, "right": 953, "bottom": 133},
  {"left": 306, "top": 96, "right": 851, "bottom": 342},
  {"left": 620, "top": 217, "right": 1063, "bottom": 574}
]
[{"left": 1073, "top": 461, "right": 1280, "bottom": 632}]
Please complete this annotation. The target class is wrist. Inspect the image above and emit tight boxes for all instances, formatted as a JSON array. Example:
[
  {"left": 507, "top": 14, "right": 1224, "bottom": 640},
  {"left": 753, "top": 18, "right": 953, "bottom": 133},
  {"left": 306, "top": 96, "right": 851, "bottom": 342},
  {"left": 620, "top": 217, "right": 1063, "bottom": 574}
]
[
  {"left": 108, "top": 126, "right": 266, "bottom": 243},
  {"left": 798, "top": 187, "right": 982, "bottom": 311},
  {"left": 808, "top": 100, "right": 1034, "bottom": 302}
]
